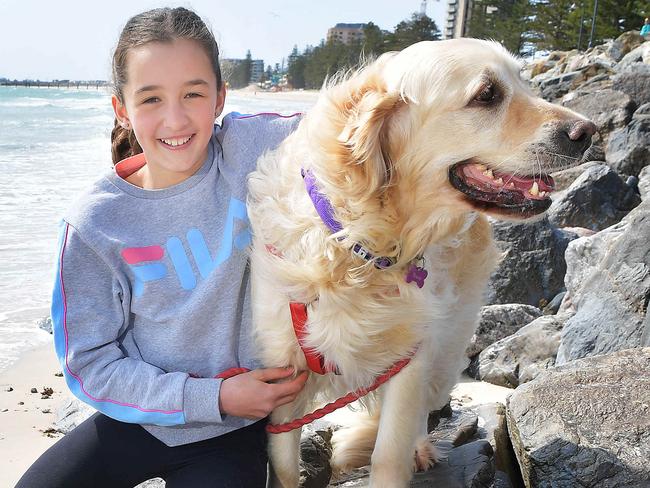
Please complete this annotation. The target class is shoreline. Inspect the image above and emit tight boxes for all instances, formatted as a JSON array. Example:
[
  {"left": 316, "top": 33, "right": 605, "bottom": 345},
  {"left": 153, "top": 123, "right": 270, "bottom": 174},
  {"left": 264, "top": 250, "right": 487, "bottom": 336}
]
[{"left": 0, "top": 343, "right": 65, "bottom": 487}]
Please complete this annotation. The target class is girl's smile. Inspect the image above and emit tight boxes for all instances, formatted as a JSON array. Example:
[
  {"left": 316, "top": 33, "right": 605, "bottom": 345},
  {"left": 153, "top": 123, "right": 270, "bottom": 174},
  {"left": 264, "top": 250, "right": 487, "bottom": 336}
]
[{"left": 112, "top": 38, "right": 225, "bottom": 189}]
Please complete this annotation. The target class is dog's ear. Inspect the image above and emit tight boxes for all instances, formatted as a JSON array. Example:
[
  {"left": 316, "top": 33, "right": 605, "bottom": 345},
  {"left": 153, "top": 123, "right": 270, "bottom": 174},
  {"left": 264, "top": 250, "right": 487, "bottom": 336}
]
[{"left": 337, "top": 88, "right": 403, "bottom": 192}]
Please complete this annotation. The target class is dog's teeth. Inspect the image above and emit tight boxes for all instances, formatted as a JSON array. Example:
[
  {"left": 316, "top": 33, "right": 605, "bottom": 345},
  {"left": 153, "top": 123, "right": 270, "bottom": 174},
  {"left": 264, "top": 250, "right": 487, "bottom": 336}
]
[
  {"left": 495, "top": 177, "right": 503, "bottom": 185},
  {"left": 483, "top": 169, "right": 494, "bottom": 179},
  {"left": 508, "top": 182, "right": 515, "bottom": 189},
  {"left": 539, "top": 191, "right": 548, "bottom": 197},
  {"left": 530, "top": 181, "right": 539, "bottom": 196},
  {"left": 476, "top": 164, "right": 487, "bottom": 171}
]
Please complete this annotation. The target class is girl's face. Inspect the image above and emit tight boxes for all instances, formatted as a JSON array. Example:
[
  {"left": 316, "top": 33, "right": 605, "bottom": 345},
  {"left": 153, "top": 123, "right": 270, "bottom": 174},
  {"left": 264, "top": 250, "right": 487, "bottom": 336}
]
[{"left": 112, "top": 38, "right": 225, "bottom": 188}]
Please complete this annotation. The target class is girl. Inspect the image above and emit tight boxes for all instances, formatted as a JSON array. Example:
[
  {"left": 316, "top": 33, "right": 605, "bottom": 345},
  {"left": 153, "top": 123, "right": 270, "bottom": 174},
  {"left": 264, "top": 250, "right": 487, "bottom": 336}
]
[{"left": 17, "top": 7, "right": 307, "bottom": 488}]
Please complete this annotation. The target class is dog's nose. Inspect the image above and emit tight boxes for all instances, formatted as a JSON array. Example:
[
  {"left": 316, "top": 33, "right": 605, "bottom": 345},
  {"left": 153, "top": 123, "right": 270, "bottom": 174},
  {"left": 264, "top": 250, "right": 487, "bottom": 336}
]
[{"left": 567, "top": 119, "right": 597, "bottom": 143}]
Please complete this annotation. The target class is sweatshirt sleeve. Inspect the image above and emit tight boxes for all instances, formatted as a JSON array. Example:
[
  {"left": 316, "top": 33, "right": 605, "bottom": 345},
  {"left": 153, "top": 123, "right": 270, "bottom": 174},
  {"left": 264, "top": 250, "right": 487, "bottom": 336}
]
[{"left": 51, "top": 221, "right": 224, "bottom": 426}]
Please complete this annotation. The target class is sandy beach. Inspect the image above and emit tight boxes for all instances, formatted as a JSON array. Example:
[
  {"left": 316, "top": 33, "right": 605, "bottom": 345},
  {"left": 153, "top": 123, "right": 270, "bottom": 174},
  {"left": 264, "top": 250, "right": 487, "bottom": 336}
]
[
  {"left": 0, "top": 338, "right": 511, "bottom": 487},
  {"left": 229, "top": 87, "right": 321, "bottom": 104},
  {"left": 0, "top": 343, "right": 65, "bottom": 487}
]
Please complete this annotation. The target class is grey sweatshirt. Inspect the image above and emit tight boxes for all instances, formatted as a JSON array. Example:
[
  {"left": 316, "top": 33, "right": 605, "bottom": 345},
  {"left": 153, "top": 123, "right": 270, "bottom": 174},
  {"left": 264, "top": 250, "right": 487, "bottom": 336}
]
[{"left": 51, "top": 112, "right": 300, "bottom": 446}]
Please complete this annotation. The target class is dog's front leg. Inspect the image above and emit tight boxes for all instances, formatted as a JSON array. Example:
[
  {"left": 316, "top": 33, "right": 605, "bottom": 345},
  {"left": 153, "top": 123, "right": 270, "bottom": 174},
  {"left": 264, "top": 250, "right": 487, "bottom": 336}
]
[
  {"left": 369, "top": 354, "right": 428, "bottom": 488},
  {"left": 267, "top": 403, "right": 302, "bottom": 488}
]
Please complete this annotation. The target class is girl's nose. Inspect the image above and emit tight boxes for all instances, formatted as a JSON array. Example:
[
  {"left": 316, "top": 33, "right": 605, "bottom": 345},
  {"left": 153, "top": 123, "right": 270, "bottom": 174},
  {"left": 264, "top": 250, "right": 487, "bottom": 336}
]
[{"left": 164, "top": 102, "right": 191, "bottom": 129}]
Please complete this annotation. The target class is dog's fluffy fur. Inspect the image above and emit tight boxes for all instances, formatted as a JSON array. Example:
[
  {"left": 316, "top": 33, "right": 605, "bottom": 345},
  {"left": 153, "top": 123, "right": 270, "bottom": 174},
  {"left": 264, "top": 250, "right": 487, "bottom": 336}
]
[{"left": 247, "top": 39, "right": 594, "bottom": 487}]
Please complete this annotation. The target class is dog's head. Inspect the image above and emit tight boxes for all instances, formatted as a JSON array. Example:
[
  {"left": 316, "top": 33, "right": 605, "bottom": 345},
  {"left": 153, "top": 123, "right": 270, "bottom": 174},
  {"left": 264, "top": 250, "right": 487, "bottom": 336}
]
[{"left": 311, "top": 38, "right": 596, "bottom": 226}]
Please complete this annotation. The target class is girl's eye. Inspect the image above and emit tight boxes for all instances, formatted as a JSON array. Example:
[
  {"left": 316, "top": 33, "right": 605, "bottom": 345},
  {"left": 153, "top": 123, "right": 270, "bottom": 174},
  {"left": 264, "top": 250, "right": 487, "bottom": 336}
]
[
  {"left": 185, "top": 92, "right": 202, "bottom": 98},
  {"left": 142, "top": 97, "right": 160, "bottom": 104}
]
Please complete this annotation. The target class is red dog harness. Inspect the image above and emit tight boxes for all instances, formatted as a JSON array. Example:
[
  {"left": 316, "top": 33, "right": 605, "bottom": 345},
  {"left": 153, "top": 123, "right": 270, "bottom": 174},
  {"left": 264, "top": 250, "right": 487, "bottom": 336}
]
[{"left": 289, "top": 302, "right": 339, "bottom": 375}]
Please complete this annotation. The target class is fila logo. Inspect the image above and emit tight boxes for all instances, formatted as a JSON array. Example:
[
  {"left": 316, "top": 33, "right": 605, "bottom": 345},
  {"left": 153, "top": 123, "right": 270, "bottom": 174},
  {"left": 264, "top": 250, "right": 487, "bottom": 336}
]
[{"left": 121, "top": 197, "right": 251, "bottom": 296}]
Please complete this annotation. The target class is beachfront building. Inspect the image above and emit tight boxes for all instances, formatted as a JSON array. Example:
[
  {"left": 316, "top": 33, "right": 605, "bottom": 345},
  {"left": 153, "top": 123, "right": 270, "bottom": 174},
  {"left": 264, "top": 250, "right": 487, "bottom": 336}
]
[
  {"left": 444, "top": 0, "right": 472, "bottom": 39},
  {"left": 250, "top": 59, "right": 264, "bottom": 83},
  {"left": 327, "top": 23, "right": 367, "bottom": 44}
]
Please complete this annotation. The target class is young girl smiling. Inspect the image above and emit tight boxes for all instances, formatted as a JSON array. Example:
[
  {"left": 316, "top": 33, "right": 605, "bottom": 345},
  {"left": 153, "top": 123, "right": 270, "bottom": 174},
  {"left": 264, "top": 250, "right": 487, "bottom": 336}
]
[{"left": 17, "top": 7, "right": 306, "bottom": 487}]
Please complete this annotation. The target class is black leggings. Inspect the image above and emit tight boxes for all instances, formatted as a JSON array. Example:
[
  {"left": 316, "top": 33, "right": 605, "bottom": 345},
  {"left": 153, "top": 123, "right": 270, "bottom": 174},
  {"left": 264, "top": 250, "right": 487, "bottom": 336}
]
[{"left": 15, "top": 413, "right": 268, "bottom": 488}]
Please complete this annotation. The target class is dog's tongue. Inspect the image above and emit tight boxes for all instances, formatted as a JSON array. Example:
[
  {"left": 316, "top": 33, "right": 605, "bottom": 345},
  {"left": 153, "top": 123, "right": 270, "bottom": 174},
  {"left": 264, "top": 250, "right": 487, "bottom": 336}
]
[{"left": 461, "top": 163, "right": 554, "bottom": 200}]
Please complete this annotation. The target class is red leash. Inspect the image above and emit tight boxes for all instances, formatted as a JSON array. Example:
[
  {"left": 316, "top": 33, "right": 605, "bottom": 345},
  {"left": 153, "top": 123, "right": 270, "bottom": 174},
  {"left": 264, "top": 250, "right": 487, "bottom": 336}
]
[
  {"left": 266, "top": 353, "right": 414, "bottom": 434},
  {"left": 215, "top": 354, "right": 414, "bottom": 434}
]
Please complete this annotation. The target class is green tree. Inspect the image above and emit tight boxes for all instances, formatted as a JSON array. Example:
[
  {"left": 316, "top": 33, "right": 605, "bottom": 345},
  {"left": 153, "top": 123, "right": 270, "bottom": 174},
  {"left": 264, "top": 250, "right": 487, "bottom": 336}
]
[
  {"left": 467, "top": 0, "right": 534, "bottom": 54},
  {"left": 243, "top": 50, "right": 253, "bottom": 85},
  {"left": 386, "top": 13, "right": 440, "bottom": 51},
  {"left": 531, "top": 0, "right": 647, "bottom": 51}
]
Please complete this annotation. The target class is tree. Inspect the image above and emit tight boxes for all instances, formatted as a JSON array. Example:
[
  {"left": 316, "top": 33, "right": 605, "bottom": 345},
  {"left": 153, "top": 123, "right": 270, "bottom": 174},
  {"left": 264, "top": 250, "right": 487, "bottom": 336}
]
[
  {"left": 386, "top": 13, "right": 440, "bottom": 51},
  {"left": 243, "top": 50, "right": 253, "bottom": 85},
  {"left": 467, "top": 0, "right": 534, "bottom": 54},
  {"left": 531, "top": 0, "right": 647, "bottom": 51}
]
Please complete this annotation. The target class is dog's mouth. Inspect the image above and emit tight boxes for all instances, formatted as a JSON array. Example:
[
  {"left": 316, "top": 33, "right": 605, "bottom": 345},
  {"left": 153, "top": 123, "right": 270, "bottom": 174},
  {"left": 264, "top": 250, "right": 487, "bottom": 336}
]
[{"left": 448, "top": 161, "right": 555, "bottom": 218}]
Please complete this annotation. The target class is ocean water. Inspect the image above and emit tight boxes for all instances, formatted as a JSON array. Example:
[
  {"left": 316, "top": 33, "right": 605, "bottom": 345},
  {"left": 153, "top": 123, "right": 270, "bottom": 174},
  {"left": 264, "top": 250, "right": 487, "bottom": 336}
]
[{"left": 0, "top": 85, "right": 314, "bottom": 371}]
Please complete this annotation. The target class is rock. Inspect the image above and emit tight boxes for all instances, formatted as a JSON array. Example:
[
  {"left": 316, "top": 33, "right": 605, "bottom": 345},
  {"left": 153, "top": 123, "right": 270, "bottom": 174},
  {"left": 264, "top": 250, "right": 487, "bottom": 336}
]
[
  {"left": 557, "top": 200, "right": 650, "bottom": 364},
  {"left": 37, "top": 316, "right": 53, "bottom": 334},
  {"left": 550, "top": 161, "right": 600, "bottom": 191},
  {"left": 547, "top": 164, "right": 641, "bottom": 231},
  {"left": 134, "top": 480, "right": 165, "bottom": 488},
  {"left": 529, "top": 59, "right": 556, "bottom": 78},
  {"left": 301, "top": 428, "right": 333, "bottom": 488},
  {"left": 54, "top": 396, "right": 95, "bottom": 434},
  {"left": 607, "top": 31, "right": 646, "bottom": 62},
  {"left": 618, "top": 41, "right": 650, "bottom": 69},
  {"left": 506, "top": 348, "right": 650, "bottom": 488},
  {"left": 639, "top": 165, "right": 650, "bottom": 200},
  {"left": 542, "top": 291, "right": 565, "bottom": 315},
  {"left": 605, "top": 109, "right": 650, "bottom": 177},
  {"left": 467, "top": 304, "right": 542, "bottom": 358},
  {"left": 470, "top": 314, "right": 568, "bottom": 388},
  {"left": 612, "top": 62, "right": 650, "bottom": 107},
  {"left": 486, "top": 218, "right": 577, "bottom": 307},
  {"left": 561, "top": 89, "right": 634, "bottom": 144},
  {"left": 536, "top": 71, "right": 583, "bottom": 101}
]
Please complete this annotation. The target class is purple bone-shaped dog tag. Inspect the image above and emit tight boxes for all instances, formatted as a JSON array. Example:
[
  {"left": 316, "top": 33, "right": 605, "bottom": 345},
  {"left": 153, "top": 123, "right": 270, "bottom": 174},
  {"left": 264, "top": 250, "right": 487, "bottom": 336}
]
[{"left": 406, "top": 264, "right": 428, "bottom": 288}]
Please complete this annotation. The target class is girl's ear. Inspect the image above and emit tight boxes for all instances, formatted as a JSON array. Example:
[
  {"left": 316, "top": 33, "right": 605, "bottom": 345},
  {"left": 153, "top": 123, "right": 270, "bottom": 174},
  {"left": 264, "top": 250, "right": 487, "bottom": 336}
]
[
  {"left": 112, "top": 95, "right": 131, "bottom": 129},
  {"left": 214, "top": 84, "right": 227, "bottom": 119}
]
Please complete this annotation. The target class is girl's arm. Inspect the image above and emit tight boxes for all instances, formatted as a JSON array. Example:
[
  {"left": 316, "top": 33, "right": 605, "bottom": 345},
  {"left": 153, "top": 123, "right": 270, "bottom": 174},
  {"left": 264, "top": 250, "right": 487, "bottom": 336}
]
[{"left": 53, "top": 222, "right": 198, "bottom": 426}]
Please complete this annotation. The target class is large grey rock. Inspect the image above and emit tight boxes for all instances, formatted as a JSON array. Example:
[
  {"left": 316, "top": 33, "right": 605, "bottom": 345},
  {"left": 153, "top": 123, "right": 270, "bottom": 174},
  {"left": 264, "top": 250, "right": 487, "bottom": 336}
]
[
  {"left": 547, "top": 164, "right": 641, "bottom": 231},
  {"left": 605, "top": 109, "right": 650, "bottom": 177},
  {"left": 640, "top": 165, "right": 650, "bottom": 200},
  {"left": 470, "top": 314, "right": 568, "bottom": 388},
  {"left": 550, "top": 161, "right": 600, "bottom": 191},
  {"left": 331, "top": 440, "right": 495, "bottom": 488},
  {"left": 561, "top": 88, "right": 634, "bottom": 144},
  {"left": 607, "top": 31, "right": 646, "bottom": 62},
  {"left": 467, "top": 304, "right": 542, "bottom": 358},
  {"left": 506, "top": 348, "right": 650, "bottom": 488},
  {"left": 536, "top": 71, "right": 584, "bottom": 101},
  {"left": 612, "top": 62, "right": 650, "bottom": 107},
  {"left": 486, "top": 219, "right": 577, "bottom": 307},
  {"left": 557, "top": 200, "right": 650, "bottom": 364},
  {"left": 617, "top": 41, "right": 650, "bottom": 69}
]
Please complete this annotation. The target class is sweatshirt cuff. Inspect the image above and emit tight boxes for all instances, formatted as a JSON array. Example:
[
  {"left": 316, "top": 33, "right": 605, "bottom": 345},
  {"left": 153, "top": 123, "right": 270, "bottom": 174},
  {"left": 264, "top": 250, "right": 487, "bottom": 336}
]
[{"left": 183, "top": 377, "right": 223, "bottom": 423}]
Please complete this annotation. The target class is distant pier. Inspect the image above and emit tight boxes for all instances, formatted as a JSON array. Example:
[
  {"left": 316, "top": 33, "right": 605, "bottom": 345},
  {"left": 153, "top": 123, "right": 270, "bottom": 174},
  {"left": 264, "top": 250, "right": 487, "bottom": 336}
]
[{"left": 0, "top": 80, "right": 108, "bottom": 89}]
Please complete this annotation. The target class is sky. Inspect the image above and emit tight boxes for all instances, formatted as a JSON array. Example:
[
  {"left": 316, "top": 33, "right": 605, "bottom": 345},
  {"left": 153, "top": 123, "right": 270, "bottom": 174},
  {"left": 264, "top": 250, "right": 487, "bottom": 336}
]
[{"left": 0, "top": 0, "right": 447, "bottom": 81}]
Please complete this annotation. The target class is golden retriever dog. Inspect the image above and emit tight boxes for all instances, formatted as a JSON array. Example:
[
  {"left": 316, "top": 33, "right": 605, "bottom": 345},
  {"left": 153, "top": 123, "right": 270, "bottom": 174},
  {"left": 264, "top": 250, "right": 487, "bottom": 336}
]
[{"left": 247, "top": 38, "right": 595, "bottom": 487}]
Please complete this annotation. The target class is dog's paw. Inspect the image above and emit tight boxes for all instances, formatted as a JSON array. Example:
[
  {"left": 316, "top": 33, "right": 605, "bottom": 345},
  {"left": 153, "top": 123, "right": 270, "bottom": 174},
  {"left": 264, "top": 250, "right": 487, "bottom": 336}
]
[{"left": 412, "top": 437, "right": 440, "bottom": 472}]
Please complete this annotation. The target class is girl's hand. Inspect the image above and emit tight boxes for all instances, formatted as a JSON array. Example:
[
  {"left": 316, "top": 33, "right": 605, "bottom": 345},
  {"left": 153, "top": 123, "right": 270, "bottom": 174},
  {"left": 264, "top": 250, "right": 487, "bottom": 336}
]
[{"left": 218, "top": 367, "right": 309, "bottom": 419}]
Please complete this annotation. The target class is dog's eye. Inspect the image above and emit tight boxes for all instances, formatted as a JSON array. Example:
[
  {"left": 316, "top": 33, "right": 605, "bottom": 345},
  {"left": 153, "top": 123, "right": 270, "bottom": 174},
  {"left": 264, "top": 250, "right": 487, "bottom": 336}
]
[{"left": 474, "top": 84, "right": 497, "bottom": 104}]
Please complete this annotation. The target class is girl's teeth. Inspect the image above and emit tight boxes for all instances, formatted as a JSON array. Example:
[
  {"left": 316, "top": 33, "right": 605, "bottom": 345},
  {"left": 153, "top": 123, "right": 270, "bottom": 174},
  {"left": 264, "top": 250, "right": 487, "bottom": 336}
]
[{"left": 161, "top": 136, "right": 191, "bottom": 147}]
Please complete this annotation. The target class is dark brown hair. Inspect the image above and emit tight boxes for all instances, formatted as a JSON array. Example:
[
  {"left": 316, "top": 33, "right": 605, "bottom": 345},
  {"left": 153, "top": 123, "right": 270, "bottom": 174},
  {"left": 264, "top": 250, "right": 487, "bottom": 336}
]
[{"left": 110, "top": 7, "right": 223, "bottom": 164}]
